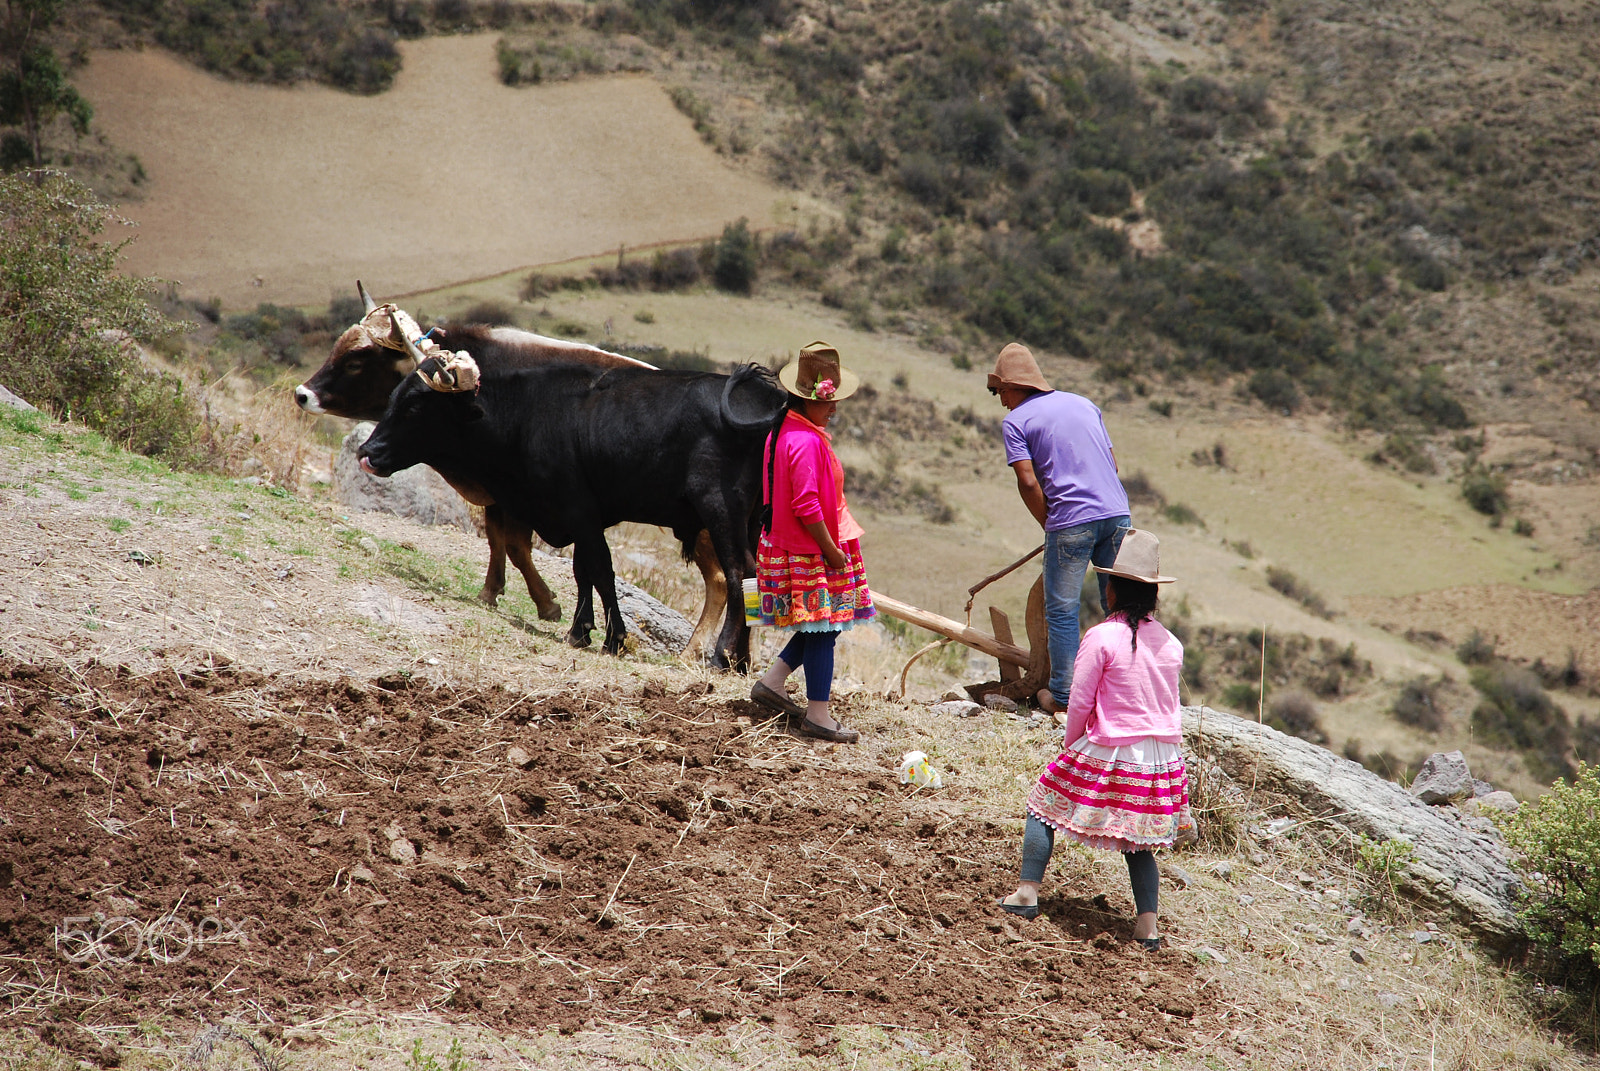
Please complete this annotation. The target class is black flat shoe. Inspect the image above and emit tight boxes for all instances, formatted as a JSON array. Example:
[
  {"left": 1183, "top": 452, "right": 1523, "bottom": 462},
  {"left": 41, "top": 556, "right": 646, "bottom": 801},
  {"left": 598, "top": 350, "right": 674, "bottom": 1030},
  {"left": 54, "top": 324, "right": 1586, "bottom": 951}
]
[
  {"left": 997, "top": 899, "right": 1039, "bottom": 920},
  {"left": 799, "top": 717, "right": 859, "bottom": 743},
  {"left": 750, "top": 681, "right": 805, "bottom": 719},
  {"left": 1138, "top": 937, "right": 1162, "bottom": 951}
]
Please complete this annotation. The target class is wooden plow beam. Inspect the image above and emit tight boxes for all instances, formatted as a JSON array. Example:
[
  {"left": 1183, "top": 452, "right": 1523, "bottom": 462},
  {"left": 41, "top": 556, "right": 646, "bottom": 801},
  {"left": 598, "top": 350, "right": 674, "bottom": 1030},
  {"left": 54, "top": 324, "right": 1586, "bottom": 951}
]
[{"left": 869, "top": 577, "right": 1051, "bottom": 703}]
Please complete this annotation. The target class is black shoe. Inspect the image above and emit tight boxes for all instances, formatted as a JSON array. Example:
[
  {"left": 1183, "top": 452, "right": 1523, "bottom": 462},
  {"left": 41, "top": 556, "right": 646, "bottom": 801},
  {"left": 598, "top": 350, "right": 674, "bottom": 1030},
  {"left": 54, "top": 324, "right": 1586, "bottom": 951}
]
[
  {"left": 1138, "top": 937, "right": 1162, "bottom": 951},
  {"left": 799, "top": 716, "right": 859, "bottom": 743},
  {"left": 750, "top": 681, "right": 805, "bottom": 719},
  {"left": 997, "top": 898, "right": 1039, "bottom": 920}
]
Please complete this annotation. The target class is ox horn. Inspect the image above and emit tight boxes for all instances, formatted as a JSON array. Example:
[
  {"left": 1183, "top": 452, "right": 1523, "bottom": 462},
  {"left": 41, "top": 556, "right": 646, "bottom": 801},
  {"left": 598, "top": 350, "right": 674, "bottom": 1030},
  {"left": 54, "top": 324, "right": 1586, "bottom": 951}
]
[
  {"left": 389, "top": 310, "right": 427, "bottom": 367},
  {"left": 358, "top": 279, "right": 378, "bottom": 314},
  {"left": 386, "top": 307, "right": 416, "bottom": 355}
]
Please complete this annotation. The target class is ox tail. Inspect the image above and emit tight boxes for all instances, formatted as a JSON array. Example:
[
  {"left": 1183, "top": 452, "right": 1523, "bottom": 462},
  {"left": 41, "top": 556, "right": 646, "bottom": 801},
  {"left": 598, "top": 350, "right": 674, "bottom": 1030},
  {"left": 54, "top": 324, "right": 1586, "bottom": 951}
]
[{"left": 720, "top": 364, "right": 785, "bottom": 433}]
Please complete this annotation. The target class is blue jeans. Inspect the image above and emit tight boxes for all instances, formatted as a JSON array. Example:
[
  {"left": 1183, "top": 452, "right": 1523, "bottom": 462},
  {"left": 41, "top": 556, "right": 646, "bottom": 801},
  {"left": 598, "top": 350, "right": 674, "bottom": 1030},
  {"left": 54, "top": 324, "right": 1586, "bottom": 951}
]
[{"left": 1043, "top": 516, "right": 1131, "bottom": 705}]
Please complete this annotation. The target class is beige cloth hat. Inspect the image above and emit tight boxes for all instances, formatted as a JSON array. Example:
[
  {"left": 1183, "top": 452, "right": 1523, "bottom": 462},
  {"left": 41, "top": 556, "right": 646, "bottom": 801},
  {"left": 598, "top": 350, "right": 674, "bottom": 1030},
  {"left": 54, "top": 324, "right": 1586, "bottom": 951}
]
[
  {"left": 986, "top": 342, "right": 1052, "bottom": 393},
  {"left": 1092, "top": 528, "right": 1177, "bottom": 584},
  {"left": 778, "top": 341, "right": 860, "bottom": 400}
]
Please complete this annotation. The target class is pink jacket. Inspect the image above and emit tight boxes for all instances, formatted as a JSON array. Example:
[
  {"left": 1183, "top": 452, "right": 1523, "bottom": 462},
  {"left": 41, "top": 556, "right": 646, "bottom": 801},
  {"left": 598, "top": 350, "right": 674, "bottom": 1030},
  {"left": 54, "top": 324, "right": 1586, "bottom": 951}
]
[
  {"left": 762, "top": 411, "right": 863, "bottom": 554},
  {"left": 1063, "top": 617, "right": 1184, "bottom": 747}
]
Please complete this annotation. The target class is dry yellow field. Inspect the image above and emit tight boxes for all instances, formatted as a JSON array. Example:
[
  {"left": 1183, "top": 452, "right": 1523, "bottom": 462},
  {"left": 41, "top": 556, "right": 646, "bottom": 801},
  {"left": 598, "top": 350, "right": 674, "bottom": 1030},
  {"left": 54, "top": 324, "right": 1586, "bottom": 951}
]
[{"left": 76, "top": 35, "right": 808, "bottom": 308}]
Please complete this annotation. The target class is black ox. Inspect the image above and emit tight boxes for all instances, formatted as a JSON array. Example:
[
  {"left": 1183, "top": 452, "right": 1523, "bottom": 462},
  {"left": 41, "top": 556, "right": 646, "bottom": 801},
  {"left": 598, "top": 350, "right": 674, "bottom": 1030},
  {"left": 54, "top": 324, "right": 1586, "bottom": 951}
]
[
  {"left": 358, "top": 324, "right": 785, "bottom": 666},
  {"left": 295, "top": 283, "right": 657, "bottom": 626}
]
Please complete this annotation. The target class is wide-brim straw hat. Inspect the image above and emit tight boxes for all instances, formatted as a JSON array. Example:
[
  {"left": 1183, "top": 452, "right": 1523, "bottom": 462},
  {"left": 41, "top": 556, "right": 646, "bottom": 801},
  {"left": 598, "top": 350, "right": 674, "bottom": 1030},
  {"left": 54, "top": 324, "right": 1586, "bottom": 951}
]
[
  {"left": 1092, "top": 528, "right": 1177, "bottom": 584},
  {"left": 986, "top": 341, "right": 1052, "bottom": 393},
  {"left": 778, "top": 340, "right": 860, "bottom": 401}
]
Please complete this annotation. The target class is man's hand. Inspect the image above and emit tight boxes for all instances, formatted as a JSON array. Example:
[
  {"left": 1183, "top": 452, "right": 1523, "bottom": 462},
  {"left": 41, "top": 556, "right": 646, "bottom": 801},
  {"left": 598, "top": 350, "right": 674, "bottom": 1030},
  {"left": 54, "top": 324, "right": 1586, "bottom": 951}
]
[{"left": 1011, "top": 459, "right": 1048, "bottom": 529}]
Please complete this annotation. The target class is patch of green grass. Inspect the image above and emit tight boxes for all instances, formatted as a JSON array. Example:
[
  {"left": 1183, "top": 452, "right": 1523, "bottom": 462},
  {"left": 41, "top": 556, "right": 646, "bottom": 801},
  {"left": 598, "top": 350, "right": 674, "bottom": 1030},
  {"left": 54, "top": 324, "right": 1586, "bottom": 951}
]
[
  {"left": 2, "top": 407, "right": 45, "bottom": 435},
  {"left": 374, "top": 539, "right": 486, "bottom": 604},
  {"left": 106, "top": 517, "right": 131, "bottom": 533}
]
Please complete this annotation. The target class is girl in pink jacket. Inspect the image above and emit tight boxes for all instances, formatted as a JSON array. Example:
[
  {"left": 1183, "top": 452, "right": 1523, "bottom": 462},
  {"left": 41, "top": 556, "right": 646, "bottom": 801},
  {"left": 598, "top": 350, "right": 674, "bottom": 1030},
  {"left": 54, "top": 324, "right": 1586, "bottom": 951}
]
[
  {"left": 999, "top": 529, "right": 1194, "bottom": 949},
  {"left": 748, "top": 342, "right": 876, "bottom": 743}
]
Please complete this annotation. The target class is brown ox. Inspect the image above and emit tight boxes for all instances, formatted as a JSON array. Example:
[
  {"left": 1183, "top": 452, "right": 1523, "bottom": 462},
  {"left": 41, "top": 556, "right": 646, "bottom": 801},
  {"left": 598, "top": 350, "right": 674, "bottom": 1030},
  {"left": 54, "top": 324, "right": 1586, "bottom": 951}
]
[{"left": 295, "top": 283, "right": 730, "bottom": 659}]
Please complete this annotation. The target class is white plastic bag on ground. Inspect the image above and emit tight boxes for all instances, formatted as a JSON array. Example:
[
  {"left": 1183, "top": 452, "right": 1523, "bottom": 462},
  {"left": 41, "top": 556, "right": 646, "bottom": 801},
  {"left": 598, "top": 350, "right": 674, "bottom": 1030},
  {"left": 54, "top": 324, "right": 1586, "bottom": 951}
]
[{"left": 898, "top": 750, "right": 943, "bottom": 789}]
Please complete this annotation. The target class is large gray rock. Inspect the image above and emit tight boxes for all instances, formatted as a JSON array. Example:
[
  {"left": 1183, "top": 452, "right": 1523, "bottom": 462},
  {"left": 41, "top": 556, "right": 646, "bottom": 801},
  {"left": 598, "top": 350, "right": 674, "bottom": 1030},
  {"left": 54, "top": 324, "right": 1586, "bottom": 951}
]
[
  {"left": 613, "top": 578, "right": 694, "bottom": 652},
  {"left": 1412, "top": 750, "right": 1474, "bottom": 804},
  {"left": 333, "top": 423, "right": 475, "bottom": 533},
  {"left": 0, "top": 383, "right": 38, "bottom": 412},
  {"left": 1183, "top": 706, "right": 1522, "bottom": 946}
]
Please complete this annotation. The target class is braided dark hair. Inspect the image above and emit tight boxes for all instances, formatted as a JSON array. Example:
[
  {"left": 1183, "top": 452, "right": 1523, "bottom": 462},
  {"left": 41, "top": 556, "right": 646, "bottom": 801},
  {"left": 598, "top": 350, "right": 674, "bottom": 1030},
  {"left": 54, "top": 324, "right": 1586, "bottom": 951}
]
[
  {"left": 1107, "top": 575, "right": 1160, "bottom": 653},
  {"left": 759, "top": 394, "right": 806, "bottom": 533}
]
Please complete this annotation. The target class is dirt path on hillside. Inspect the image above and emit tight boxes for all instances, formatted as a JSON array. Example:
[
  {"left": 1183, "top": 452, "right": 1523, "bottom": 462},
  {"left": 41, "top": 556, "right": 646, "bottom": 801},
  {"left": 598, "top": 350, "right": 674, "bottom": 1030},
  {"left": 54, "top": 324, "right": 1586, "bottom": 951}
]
[
  {"left": 0, "top": 660, "right": 1198, "bottom": 1063},
  {"left": 76, "top": 36, "right": 798, "bottom": 308}
]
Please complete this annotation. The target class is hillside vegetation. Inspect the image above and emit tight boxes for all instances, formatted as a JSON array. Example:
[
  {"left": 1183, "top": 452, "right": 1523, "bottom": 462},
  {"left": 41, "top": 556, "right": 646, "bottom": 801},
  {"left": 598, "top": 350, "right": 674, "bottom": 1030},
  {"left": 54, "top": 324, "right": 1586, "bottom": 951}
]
[{"left": 67, "top": 0, "right": 1598, "bottom": 433}]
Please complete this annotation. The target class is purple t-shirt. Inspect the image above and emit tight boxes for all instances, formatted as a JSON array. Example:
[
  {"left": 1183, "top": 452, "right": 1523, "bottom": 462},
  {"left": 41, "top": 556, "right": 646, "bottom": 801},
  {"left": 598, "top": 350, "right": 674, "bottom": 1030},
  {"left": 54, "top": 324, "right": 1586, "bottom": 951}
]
[{"left": 1002, "top": 391, "right": 1129, "bottom": 531}]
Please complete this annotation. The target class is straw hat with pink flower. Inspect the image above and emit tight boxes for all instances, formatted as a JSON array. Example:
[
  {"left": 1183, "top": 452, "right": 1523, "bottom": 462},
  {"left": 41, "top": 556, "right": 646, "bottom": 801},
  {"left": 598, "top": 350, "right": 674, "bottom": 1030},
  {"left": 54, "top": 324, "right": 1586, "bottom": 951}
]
[{"left": 778, "top": 341, "right": 860, "bottom": 401}]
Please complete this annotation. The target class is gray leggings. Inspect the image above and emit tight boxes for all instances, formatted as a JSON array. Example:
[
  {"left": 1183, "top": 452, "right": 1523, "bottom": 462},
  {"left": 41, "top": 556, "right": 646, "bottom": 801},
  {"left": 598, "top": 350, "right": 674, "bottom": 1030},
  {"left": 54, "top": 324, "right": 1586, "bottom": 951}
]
[{"left": 1019, "top": 814, "right": 1160, "bottom": 915}]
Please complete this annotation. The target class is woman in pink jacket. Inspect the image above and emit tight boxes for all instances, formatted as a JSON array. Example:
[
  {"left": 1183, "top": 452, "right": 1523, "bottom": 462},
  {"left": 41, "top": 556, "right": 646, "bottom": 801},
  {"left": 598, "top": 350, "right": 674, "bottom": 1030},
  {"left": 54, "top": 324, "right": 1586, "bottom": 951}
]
[
  {"left": 748, "top": 341, "right": 876, "bottom": 743},
  {"left": 999, "top": 529, "right": 1193, "bottom": 949}
]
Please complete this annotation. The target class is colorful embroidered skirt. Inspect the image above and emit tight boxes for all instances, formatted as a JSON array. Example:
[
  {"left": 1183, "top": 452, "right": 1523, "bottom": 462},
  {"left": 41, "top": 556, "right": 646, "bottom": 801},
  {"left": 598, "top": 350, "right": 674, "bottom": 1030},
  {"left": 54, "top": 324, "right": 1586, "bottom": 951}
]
[
  {"left": 754, "top": 534, "right": 876, "bottom": 632},
  {"left": 1026, "top": 737, "right": 1194, "bottom": 853}
]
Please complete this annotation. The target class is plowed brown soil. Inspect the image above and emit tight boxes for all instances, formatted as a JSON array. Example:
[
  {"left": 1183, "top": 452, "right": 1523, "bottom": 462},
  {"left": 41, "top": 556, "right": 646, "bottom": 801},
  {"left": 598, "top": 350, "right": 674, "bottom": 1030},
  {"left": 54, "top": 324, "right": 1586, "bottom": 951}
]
[{"left": 1, "top": 659, "right": 1198, "bottom": 1061}]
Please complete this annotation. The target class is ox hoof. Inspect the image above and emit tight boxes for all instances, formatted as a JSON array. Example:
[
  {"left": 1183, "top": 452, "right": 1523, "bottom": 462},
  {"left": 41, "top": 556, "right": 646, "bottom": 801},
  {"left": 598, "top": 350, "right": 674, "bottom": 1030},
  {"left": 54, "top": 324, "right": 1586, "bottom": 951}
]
[
  {"left": 477, "top": 589, "right": 501, "bottom": 607},
  {"left": 565, "top": 631, "right": 591, "bottom": 650},
  {"left": 536, "top": 603, "right": 563, "bottom": 623}
]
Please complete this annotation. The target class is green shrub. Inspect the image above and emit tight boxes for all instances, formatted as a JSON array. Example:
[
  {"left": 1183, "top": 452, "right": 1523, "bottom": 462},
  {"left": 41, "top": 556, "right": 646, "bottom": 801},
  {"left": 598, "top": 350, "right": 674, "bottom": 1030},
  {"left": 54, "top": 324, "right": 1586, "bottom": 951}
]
[
  {"left": 0, "top": 172, "right": 196, "bottom": 461},
  {"left": 1497, "top": 764, "right": 1600, "bottom": 986},
  {"left": 1120, "top": 470, "right": 1166, "bottom": 508},
  {"left": 1461, "top": 465, "right": 1508, "bottom": 517},
  {"left": 1162, "top": 502, "right": 1204, "bottom": 527},
  {"left": 1471, "top": 662, "right": 1572, "bottom": 783},
  {"left": 711, "top": 218, "right": 757, "bottom": 294},
  {"left": 116, "top": 0, "right": 404, "bottom": 93},
  {"left": 1355, "top": 834, "right": 1414, "bottom": 915},
  {"left": 1221, "top": 682, "right": 1259, "bottom": 714},
  {"left": 1375, "top": 432, "right": 1436, "bottom": 474},
  {"left": 1267, "top": 690, "right": 1324, "bottom": 743},
  {"left": 1266, "top": 565, "right": 1332, "bottom": 618},
  {"left": 1456, "top": 628, "right": 1496, "bottom": 665},
  {"left": 1248, "top": 367, "right": 1302, "bottom": 413},
  {"left": 326, "top": 30, "right": 401, "bottom": 94},
  {"left": 1391, "top": 676, "right": 1445, "bottom": 731}
]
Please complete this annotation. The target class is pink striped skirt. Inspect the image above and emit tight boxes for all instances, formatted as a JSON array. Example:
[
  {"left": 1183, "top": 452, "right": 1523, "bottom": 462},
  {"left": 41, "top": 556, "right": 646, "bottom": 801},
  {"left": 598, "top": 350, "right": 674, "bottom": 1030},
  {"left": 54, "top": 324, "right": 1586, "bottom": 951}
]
[{"left": 1026, "top": 737, "right": 1194, "bottom": 853}]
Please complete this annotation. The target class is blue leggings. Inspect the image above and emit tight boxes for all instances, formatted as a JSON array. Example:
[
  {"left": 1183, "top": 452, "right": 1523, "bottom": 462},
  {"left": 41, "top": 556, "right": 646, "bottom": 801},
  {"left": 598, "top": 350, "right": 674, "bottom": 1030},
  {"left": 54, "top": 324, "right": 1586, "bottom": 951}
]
[
  {"left": 776, "top": 630, "right": 839, "bottom": 702},
  {"left": 1019, "top": 814, "right": 1159, "bottom": 915}
]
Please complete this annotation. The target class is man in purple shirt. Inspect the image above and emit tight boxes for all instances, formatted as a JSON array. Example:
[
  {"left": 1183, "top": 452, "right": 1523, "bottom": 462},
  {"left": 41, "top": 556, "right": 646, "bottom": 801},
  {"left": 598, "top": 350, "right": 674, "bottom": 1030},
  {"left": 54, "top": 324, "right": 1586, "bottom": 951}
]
[{"left": 989, "top": 342, "right": 1131, "bottom": 713}]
